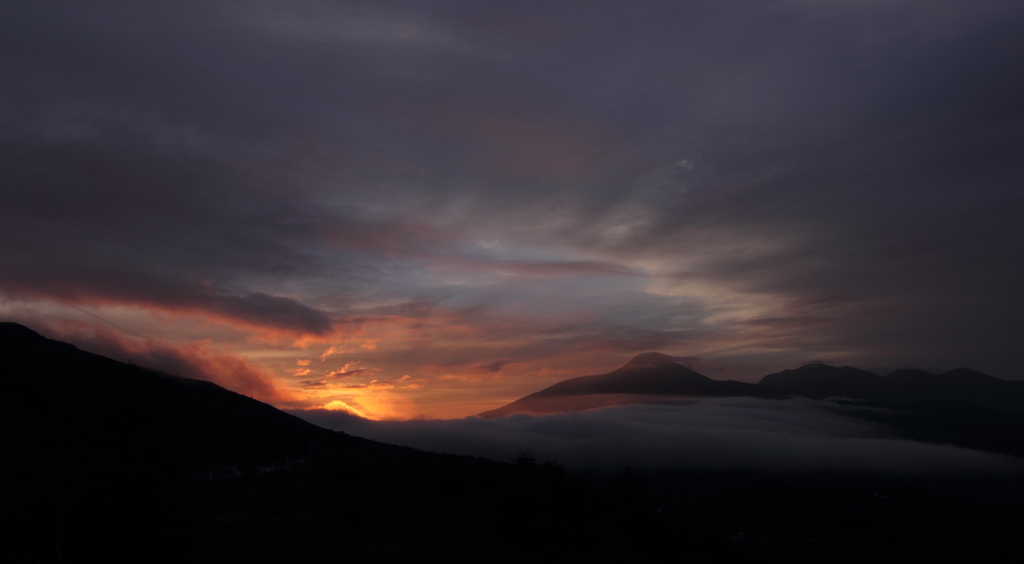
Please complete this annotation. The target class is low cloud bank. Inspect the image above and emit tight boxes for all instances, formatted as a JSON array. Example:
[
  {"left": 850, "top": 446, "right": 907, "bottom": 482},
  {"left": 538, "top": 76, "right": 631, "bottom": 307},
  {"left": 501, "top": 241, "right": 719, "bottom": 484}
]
[{"left": 293, "top": 398, "right": 1023, "bottom": 474}]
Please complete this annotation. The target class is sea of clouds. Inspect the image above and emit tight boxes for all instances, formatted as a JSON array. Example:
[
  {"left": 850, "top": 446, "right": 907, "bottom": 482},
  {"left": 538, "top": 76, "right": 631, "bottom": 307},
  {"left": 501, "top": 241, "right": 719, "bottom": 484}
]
[{"left": 292, "top": 398, "right": 1023, "bottom": 474}]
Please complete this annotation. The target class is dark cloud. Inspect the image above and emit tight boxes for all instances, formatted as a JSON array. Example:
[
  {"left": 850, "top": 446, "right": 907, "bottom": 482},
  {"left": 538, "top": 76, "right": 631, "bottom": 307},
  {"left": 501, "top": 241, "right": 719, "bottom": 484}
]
[
  {"left": 476, "top": 359, "right": 512, "bottom": 373},
  {"left": 294, "top": 399, "right": 1023, "bottom": 474}
]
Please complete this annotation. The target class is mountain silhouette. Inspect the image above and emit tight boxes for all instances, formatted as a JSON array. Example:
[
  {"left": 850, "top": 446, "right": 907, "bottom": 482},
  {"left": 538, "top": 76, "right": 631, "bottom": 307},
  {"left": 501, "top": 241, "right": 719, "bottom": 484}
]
[
  {"left": 478, "top": 352, "right": 779, "bottom": 418},
  {"left": 479, "top": 352, "right": 1024, "bottom": 460},
  {"left": 757, "top": 363, "right": 888, "bottom": 400},
  {"left": 482, "top": 354, "right": 1024, "bottom": 419},
  {"left": 0, "top": 321, "right": 335, "bottom": 475},
  {"left": 759, "top": 363, "right": 1024, "bottom": 412}
]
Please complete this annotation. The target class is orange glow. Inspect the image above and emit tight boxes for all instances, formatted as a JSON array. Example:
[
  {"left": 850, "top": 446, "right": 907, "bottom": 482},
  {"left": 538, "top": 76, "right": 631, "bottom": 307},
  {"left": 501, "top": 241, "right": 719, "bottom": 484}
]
[
  {"left": 319, "top": 400, "right": 368, "bottom": 418},
  {"left": 3, "top": 284, "right": 865, "bottom": 421},
  {"left": 303, "top": 381, "right": 419, "bottom": 420}
]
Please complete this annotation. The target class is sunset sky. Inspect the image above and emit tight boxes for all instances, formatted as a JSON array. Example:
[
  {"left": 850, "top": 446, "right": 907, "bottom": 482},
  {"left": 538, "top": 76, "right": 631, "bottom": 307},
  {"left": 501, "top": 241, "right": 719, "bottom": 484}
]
[{"left": 2, "top": 1, "right": 1022, "bottom": 419}]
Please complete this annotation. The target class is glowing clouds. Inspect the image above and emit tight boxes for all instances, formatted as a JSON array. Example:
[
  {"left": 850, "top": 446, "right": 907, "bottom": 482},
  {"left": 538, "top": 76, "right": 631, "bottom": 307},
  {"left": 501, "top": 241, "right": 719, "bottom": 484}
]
[
  {"left": 308, "top": 382, "right": 418, "bottom": 421},
  {"left": 320, "top": 400, "right": 367, "bottom": 418}
]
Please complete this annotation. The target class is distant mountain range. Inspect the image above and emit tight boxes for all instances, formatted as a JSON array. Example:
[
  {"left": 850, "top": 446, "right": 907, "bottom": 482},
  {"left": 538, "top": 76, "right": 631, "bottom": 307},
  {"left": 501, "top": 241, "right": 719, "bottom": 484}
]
[
  {"left": 478, "top": 352, "right": 780, "bottom": 418},
  {"left": 479, "top": 351, "right": 1024, "bottom": 461},
  {"left": 480, "top": 352, "right": 1024, "bottom": 418}
]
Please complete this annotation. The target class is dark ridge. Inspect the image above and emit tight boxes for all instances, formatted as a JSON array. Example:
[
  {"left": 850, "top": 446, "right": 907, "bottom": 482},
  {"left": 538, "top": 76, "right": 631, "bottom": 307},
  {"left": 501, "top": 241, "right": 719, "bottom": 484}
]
[
  {"left": 0, "top": 321, "right": 50, "bottom": 347},
  {"left": 757, "top": 364, "right": 887, "bottom": 400},
  {"left": 0, "top": 323, "right": 335, "bottom": 470},
  {"left": 940, "top": 367, "right": 1005, "bottom": 383},
  {"left": 882, "top": 367, "right": 1024, "bottom": 412},
  {"left": 755, "top": 362, "right": 1024, "bottom": 411}
]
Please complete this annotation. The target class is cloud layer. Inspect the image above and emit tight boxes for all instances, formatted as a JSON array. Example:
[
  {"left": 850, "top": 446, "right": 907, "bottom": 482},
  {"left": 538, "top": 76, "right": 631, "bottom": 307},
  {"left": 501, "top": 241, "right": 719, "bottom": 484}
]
[{"left": 294, "top": 399, "right": 1023, "bottom": 474}]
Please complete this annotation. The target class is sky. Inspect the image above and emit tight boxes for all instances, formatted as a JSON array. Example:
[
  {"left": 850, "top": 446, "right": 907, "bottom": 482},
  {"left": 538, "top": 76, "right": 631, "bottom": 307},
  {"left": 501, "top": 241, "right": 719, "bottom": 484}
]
[{"left": 2, "top": 0, "right": 1023, "bottom": 419}]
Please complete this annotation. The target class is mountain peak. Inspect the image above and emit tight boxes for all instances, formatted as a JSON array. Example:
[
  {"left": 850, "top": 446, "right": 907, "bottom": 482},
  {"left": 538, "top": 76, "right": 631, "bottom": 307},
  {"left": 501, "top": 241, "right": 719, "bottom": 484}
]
[{"left": 618, "top": 352, "right": 682, "bottom": 370}]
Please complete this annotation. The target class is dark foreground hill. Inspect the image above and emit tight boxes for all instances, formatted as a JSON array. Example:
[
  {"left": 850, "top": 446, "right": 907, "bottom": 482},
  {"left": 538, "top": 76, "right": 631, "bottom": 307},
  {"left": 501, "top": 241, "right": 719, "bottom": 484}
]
[
  {"left": 4, "top": 323, "right": 1024, "bottom": 563},
  {"left": 0, "top": 321, "right": 332, "bottom": 472},
  {"left": 0, "top": 323, "right": 530, "bottom": 562}
]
